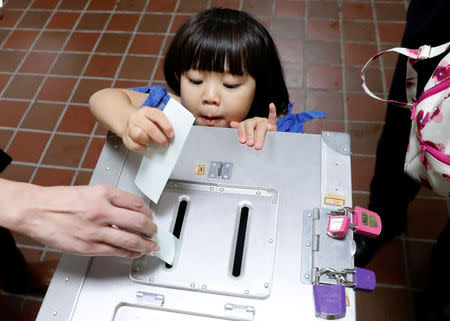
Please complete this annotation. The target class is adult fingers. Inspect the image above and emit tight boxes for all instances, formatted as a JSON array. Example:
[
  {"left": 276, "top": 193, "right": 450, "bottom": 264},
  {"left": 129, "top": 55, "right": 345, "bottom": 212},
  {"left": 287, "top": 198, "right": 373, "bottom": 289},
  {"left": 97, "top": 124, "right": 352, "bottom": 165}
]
[
  {"left": 96, "top": 226, "right": 159, "bottom": 254},
  {"left": 254, "top": 120, "right": 268, "bottom": 150},
  {"left": 80, "top": 241, "right": 144, "bottom": 258},
  {"left": 268, "top": 103, "right": 277, "bottom": 130},
  {"left": 108, "top": 187, "right": 152, "bottom": 218},
  {"left": 143, "top": 108, "right": 174, "bottom": 140},
  {"left": 107, "top": 207, "right": 158, "bottom": 238}
]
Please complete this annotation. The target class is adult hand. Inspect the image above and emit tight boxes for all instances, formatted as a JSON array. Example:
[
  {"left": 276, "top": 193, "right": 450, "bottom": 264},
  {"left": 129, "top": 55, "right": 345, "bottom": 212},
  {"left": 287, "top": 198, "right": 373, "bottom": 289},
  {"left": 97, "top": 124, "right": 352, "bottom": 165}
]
[
  {"left": 0, "top": 179, "right": 159, "bottom": 258},
  {"left": 230, "top": 103, "right": 278, "bottom": 150},
  {"left": 122, "top": 107, "right": 174, "bottom": 152}
]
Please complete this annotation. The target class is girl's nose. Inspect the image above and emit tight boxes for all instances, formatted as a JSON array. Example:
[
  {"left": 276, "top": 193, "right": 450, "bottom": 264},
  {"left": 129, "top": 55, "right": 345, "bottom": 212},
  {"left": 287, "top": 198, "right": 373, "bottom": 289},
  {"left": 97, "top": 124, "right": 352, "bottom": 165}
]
[{"left": 202, "top": 85, "right": 220, "bottom": 106}]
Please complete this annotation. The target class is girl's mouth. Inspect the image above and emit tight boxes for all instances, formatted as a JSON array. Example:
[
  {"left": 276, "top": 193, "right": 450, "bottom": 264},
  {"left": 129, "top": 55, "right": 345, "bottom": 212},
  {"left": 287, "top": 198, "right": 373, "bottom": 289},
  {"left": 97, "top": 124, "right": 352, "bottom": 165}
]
[{"left": 199, "top": 115, "right": 222, "bottom": 126}]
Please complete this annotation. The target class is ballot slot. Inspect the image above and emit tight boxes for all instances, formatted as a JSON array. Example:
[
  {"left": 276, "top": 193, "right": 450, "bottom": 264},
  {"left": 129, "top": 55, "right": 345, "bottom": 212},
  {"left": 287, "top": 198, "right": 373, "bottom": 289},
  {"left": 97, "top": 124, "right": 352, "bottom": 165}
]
[
  {"left": 231, "top": 205, "right": 250, "bottom": 277},
  {"left": 165, "top": 198, "right": 189, "bottom": 269},
  {"left": 130, "top": 180, "right": 279, "bottom": 298}
]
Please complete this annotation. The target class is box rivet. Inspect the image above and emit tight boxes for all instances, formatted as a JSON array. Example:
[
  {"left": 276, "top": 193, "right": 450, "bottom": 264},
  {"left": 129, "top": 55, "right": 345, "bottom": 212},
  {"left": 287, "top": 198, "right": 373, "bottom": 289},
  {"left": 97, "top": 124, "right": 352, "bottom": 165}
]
[
  {"left": 307, "top": 213, "right": 312, "bottom": 217},
  {"left": 191, "top": 283, "right": 196, "bottom": 288},
  {"left": 219, "top": 187, "right": 224, "bottom": 192},
  {"left": 306, "top": 242, "right": 311, "bottom": 247},
  {"left": 65, "top": 277, "right": 70, "bottom": 281},
  {"left": 305, "top": 274, "right": 310, "bottom": 279},
  {"left": 149, "top": 277, "right": 154, "bottom": 282},
  {"left": 256, "top": 191, "right": 261, "bottom": 195},
  {"left": 244, "top": 290, "right": 249, "bottom": 294},
  {"left": 52, "top": 311, "right": 57, "bottom": 316},
  {"left": 268, "top": 239, "right": 273, "bottom": 243},
  {"left": 105, "top": 167, "right": 110, "bottom": 171},
  {"left": 202, "top": 285, "right": 207, "bottom": 289},
  {"left": 264, "top": 283, "right": 269, "bottom": 288},
  {"left": 209, "top": 187, "right": 214, "bottom": 191}
]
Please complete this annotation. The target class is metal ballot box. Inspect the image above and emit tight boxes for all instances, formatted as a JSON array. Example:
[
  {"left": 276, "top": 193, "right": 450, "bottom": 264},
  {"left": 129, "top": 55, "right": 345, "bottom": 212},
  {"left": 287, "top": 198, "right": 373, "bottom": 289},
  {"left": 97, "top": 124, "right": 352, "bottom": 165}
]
[{"left": 37, "top": 127, "right": 356, "bottom": 321}]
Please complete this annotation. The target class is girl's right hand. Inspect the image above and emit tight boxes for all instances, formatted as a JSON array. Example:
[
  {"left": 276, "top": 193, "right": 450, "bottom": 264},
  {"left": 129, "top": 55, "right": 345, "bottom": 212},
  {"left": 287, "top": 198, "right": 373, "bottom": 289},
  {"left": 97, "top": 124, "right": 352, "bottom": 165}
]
[{"left": 122, "top": 107, "right": 174, "bottom": 152}]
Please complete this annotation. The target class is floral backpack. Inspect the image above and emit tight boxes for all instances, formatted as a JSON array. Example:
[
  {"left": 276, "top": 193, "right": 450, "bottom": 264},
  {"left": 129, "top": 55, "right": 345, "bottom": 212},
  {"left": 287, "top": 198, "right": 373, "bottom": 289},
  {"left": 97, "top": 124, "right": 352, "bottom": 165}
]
[{"left": 361, "top": 42, "right": 450, "bottom": 199}]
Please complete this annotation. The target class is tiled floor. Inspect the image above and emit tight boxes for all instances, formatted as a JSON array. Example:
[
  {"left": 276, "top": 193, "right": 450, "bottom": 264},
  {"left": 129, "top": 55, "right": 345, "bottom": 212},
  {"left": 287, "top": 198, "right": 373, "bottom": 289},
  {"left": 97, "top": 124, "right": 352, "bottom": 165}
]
[{"left": 0, "top": 0, "right": 448, "bottom": 320}]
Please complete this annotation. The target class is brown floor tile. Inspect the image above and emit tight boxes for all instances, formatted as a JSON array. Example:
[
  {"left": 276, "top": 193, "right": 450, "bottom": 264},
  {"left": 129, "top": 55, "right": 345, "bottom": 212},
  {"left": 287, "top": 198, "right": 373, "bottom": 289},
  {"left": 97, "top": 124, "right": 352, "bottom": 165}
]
[
  {"left": 0, "top": 10, "right": 23, "bottom": 27},
  {"left": 374, "top": 3, "right": 406, "bottom": 21},
  {"left": 42, "top": 134, "right": 89, "bottom": 167},
  {"left": 95, "top": 33, "right": 131, "bottom": 53},
  {"left": 6, "top": 131, "right": 50, "bottom": 163},
  {"left": 307, "top": 20, "right": 340, "bottom": 41},
  {"left": 50, "top": 53, "right": 89, "bottom": 76},
  {"left": 344, "top": 43, "right": 379, "bottom": 66},
  {"left": 12, "top": 230, "right": 42, "bottom": 246},
  {"left": 347, "top": 93, "right": 387, "bottom": 122},
  {"left": 379, "top": 44, "right": 400, "bottom": 68},
  {"left": 0, "top": 100, "right": 28, "bottom": 127},
  {"left": 22, "top": 299, "right": 42, "bottom": 321},
  {"left": 275, "top": 0, "right": 305, "bottom": 18},
  {"left": 366, "top": 239, "right": 407, "bottom": 285},
  {"left": 33, "top": 30, "right": 69, "bottom": 50},
  {"left": 356, "top": 287, "right": 413, "bottom": 321},
  {"left": 178, "top": 0, "right": 209, "bottom": 13},
  {"left": 405, "top": 240, "right": 434, "bottom": 289},
  {"left": 304, "top": 40, "right": 341, "bottom": 64},
  {"left": 59, "top": 0, "right": 89, "bottom": 10},
  {"left": 114, "top": 80, "right": 148, "bottom": 89},
  {"left": 116, "top": 0, "right": 147, "bottom": 12},
  {"left": 4, "top": 0, "right": 32, "bottom": 9},
  {"left": 47, "top": 12, "right": 80, "bottom": 29},
  {"left": 31, "top": 0, "right": 59, "bottom": 9},
  {"left": 138, "top": 13, "right": 171, "bottom": 33},
  {"left": 0, "top": 29, "right": 10, "bottom": 44},
  {"left": 162, "top": 35, "right": 174, "bottom": 55},
  {"left": 3, "top": 30, "right": 40, "bottom": 49},
  {"left": 303, "top": 119, "right": 345, "bottom": 134},
  {"left": 306, "top": 65, "right": 342, "bottom": 89},
  {"left": 147, "top": 0, "right": 177, "bottom": 12},
  {"left": 71, "top": 78, "right": 113, "bottom": 104},
  {"left": 17, "top": 11, "right": 51, "bottom": 29},
  {"left": 283, "top": 62, "right": 303, "bottom": 88},
  {"left": 37, "top": 76, "right": 77, "bottom": 102},
  {"left": 406, "top": 198, "right": 448, "bottom": 240},
  {"left": 384, "top": 68, "right": 395, "bottom": 93},
  {"left": 129, "top": 34, "right": 164, "bottom": 55},
  {"left": 0, "top": 74, "right": 10, "bottom": 92},
  {"left": 275, "top": 38, "right": 303, "bottom": 63},
  {"left": 305, "top": 90, "right": 344, "bottom": 120},
  {"left": 19, "top": 52, "right": 57, "bottom": 74},
  {"left": 242, "top": 0, "right": 274, "bottom": 16},
  {"left": 57, "top": 105, "right": 96, "bottom": 134},
  {"left": 0, "top": 50, "right": 26, "bottom": 72},
  {"left": 32, "top": 167, "right": 75, "bottom": 186},
  {"left": 82, "top": 137, "right": 106, "bottom": 169},
  {"left": 351, "top": 155, "right": 375, "bottom": 191},
  {"left": 308, "top": 2, "right": 339, "bottom": 19},
  {"left": 0, "top": 163, "right": 35, "bottom": 182},
  {"left": 118, "top": 56, "right": 156, "bottom": 80},
  {"left": 342, "top": 2, "right": 372, "bottom": 20},
  {"left": 287, "top": 88, "right": 304, "bottom": 113},
  {"left": 21, "top": 102, "right": 64, "bottom": 130},
  {"left": 0, "top": 129, "right": 13, "bottom": 149},
  {"left": 271, "top": 17, "right": 305, "bottom": 40},
  {"left": 106, "top": 13, "right": 139, "bottom": 31},
  {"left": 84, "top": 54, "right": 121, "bottom": 78},
  {"left": 346, "top": 66, "right": 383, "bottom": 93},
  {"left": 94, "top": 122, "right": 109, "bottom": 135},
  {"left": 87, "top": 0, "right": 116, "bottom": 11},
  {"left": 377, "top": 22, "right": 405, "bottom": 44},
  {"left": 348, "top": 122, "right": 383, "bottom": 155},
  {"left": 210, "top": 0, "right": 240, "bottom": 9},
  {"left": 170, "top": 14, "right": 193, "bottom": 33},
  {"left": 76, "top": 13, "right": 110, "bottom": 31},
  {"left": 342, "top": 21, "right": 376, "bottom": 42},
  {"left": 19, "top": 247, "right": 43, "bottom": 263},
  {"left": 153, "top": 59, "right": 164, "bottom": 81},
  {"left": 3, "top": 74, "right": 44, "bottom": 99},
  {"left": 74, "top": 170, "right": 93, "bottom": 185},
  {"left": 64, "top": 32, "right": 100, "bottom": 52}
]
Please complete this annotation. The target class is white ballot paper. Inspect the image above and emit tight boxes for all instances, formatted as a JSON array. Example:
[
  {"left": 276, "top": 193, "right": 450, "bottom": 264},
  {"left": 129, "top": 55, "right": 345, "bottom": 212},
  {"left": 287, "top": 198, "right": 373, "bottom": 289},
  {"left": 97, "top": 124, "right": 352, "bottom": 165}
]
[
  {"left": 150, "top": 230, "right": 179, "bottom": 265},
  {"left": 135, "top": 98, "right": 195, "bottom": 203}
]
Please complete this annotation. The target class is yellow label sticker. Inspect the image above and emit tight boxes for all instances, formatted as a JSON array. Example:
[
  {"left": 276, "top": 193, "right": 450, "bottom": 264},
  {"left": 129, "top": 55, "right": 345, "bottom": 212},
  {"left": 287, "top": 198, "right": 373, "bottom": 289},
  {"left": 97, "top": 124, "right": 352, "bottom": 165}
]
[
  {"left": 345, "top": 291, "right": 350, "bottom": 306},
  {"left": 324, "top": 193, "right": 346, "bottom": 206},
  {"left": 194, "top": 164, "right": 206, "bottom": 176}
]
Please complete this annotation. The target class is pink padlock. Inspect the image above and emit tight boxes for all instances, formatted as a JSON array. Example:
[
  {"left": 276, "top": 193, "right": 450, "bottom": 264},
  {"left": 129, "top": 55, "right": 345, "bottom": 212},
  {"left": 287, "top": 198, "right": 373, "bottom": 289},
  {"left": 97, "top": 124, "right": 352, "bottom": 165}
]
[
  {"left": 327, "top": 215, "right": 350, "bottom": 238},
  {"left": 351, "top": 206, "right": 382, "bottom": 238}
]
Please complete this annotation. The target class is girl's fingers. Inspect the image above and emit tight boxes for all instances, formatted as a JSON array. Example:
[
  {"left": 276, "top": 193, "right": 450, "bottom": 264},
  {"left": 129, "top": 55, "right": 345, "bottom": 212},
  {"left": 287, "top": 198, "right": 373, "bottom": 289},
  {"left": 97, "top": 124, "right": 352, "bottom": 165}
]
[
  {"left": 238, "top": 121, "right": 247, "bottom": 144},
  {"left": 244, "top": 120, "right": 256, "bottom": 147},
  {"left": 229, "top": 121, "right": 239, "bottom": 128},
  {"left": 268, "top": 103, "right": 277, "bottom": 130},
  {"left": 143, "top": 108, "right": 174, "bottom": 139},
  {"left": 132, "top": 118, "right": 169, "bottom": 146},
  {"left": 254, "top": 120, "right": 268, "bottom": 150}
]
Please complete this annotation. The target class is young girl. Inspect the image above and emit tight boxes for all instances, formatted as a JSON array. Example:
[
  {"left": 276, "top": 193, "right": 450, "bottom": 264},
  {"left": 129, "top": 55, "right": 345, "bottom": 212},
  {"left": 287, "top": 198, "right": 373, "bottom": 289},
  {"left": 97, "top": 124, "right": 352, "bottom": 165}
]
[{"left": 89, "top": 8, "right": 325, "bottom": 151}]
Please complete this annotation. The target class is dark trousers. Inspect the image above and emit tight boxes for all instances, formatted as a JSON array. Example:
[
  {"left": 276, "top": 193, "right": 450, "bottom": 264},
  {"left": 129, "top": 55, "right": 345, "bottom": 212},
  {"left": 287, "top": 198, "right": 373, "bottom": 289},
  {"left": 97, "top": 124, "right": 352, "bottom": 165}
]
[{"left": 368, "top": 0, "right": 449, "bottom": 320}]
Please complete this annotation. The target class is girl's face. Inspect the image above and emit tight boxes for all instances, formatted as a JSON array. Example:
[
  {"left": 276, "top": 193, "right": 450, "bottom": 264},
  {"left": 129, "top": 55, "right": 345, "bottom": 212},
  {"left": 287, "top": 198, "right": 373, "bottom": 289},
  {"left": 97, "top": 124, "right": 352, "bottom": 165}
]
[{"left": 179, "top": 69, "right": 256, "bottom": 127}]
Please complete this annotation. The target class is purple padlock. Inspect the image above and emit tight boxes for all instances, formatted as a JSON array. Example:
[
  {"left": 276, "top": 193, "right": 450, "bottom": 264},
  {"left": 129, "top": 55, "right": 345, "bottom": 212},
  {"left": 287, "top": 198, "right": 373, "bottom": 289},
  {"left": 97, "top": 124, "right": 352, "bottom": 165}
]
[
  {"left": 353, "top": 267, "right": 376, "bottom": 291},
  {"left": 313, "top": 269, "right": 346, "bottom": 319}
]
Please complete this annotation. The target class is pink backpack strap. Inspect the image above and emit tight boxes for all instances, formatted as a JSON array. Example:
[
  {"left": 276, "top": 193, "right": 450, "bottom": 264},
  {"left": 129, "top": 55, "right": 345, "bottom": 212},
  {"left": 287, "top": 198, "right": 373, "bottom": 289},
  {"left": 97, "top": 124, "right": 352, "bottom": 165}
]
[{"left": 360, "top": 42, "right": 450, "bottom": 109}]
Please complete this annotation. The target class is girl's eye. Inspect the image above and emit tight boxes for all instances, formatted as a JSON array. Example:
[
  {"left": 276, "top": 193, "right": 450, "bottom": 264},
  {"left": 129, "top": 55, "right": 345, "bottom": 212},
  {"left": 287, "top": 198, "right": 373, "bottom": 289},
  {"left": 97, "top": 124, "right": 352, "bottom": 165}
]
[
  {"left": 189, "top": 79, "right": 202, "bottom": 85},
  {"left": 224, "top": 83, "right": 239, "bottom": 89}
]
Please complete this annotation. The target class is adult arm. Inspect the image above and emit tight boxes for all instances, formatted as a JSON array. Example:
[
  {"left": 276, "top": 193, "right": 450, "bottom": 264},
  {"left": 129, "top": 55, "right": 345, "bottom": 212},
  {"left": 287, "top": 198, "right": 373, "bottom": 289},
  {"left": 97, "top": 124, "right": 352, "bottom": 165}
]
[{"left": 0, "top": 178, "right": 159, "bottom": 258}]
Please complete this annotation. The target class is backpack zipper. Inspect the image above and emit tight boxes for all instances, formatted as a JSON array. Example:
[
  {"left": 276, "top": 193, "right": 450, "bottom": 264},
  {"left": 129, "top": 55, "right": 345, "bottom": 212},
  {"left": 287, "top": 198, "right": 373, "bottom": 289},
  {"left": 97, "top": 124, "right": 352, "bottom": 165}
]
[{"left": 411, "top": 78, "right": 450, "bottom": 120}]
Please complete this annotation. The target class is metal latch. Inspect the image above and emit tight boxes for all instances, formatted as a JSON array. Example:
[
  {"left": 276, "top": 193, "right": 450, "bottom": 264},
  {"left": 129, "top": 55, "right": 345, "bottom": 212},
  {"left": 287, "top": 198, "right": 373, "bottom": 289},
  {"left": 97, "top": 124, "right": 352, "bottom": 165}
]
[
  {"left": 208, "top": 161, "right": 233, "bottom": 180},
  {"left": 135, "top": 291, "right": 165, "bottom": 307},
  {"left": 224, "top": 303, "right": 255, "bottom": 320}
]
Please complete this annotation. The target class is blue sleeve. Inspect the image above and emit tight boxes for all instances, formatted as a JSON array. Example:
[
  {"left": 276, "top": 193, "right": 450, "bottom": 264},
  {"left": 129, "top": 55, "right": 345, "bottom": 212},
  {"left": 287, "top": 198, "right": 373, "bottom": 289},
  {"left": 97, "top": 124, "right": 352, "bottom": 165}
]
[
  {"left": 276, "top": 102, "right": 327, "bottom": 133},
  {"left": 127, "top": 85, "right": 171, "bottom": 110}
]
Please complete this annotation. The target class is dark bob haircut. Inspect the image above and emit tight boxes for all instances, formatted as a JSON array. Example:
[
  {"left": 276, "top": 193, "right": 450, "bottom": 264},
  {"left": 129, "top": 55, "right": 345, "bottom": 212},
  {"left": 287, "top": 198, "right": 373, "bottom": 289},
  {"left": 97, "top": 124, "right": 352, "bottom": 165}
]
[{"left": 164, "top": 8, "right": 290, "bottom": 118}]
